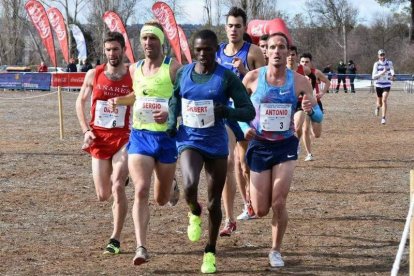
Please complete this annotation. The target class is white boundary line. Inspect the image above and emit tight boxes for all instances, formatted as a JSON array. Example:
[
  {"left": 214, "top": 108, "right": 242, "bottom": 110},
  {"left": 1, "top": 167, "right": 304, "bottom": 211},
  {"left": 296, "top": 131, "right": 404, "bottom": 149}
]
[{"left": 391, "top": 198, "right": 414, "bottom": 275}]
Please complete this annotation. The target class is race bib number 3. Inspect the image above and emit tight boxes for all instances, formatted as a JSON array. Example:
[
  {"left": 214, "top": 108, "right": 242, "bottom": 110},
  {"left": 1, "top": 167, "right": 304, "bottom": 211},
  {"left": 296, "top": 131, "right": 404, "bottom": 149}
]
[
  {"left": 94, "top": 100, "right": 126, "bottom": 128},
  {"left": 182, "top": 98, "right": 214, "bottom": 128},
  {"left": 259, "top": 103, "right": 291, "bottom": 132},
  {"left": 134, "top": 97, "right": 168, "bottom": 124}
]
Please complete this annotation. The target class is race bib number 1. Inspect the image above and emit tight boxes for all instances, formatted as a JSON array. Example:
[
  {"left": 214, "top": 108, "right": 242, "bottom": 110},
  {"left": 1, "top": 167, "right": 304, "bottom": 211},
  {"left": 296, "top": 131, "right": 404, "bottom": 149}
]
[
  {"left": 259, "top": 103, "right": 291, "bottom": 132},
  {"left": 182, "top": 98, "right": 214, "bottom": 128},
  {"left": 94, "top": 100, "right": 126, "bottom": 128}
]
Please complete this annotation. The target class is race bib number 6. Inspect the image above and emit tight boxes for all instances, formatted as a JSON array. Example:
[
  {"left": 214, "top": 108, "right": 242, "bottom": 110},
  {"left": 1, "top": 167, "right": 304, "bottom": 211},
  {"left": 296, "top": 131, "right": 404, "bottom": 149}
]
[
  {"left": 94, "top": 100, "right": 126, "bottom": 128},
  {"left": 259, "top": 103, "right": 291, "bottom": 132},
  {"left": 182, "top": 98, "right": 214, "bottom": 128}
]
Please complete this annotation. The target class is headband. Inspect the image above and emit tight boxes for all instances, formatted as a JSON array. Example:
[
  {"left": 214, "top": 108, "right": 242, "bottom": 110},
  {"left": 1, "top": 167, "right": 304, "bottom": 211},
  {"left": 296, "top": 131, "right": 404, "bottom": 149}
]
[{"left": 140, "top": 25, "right": 165, "bottom": 45}]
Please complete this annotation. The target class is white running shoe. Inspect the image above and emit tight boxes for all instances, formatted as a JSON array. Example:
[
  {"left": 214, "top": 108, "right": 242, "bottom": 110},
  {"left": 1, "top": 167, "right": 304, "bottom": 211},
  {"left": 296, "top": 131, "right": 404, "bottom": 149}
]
[
  {"left": 237, "top": 205, "right": 257, "bottom": 220},
  {"left": 381, "top": 118, "right": 386, "bottom": 125},
  {"left": 269, "top": 251, "right": 284, "bottom": 267},
  {"left": 375, "top": 107, "right": 379, "bottom": 116},
  {"left": 237, "top": 208, "right": 252, "bottom": 220},
  {"left": 304, "top": 153, "right": 314, "bottom": 161}
]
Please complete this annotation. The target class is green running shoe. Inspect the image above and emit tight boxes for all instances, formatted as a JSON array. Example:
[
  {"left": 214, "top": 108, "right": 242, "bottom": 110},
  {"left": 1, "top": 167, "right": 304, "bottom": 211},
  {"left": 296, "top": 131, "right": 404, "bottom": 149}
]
[
  {"left": 187, "top": 212, "right": 202, "bottom": 242},
  {"left": 103, "top": 238, "right": 120, "bottom": 255},
  {"left": 201, "top": 252, "right": 216, "bottom": 274}
]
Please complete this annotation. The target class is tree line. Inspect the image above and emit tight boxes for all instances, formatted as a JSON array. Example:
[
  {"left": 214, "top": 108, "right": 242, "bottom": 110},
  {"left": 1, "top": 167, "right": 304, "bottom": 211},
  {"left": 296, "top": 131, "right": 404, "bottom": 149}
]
[{"left": 0, "top": 0, "right": 412, "bottom": 74}]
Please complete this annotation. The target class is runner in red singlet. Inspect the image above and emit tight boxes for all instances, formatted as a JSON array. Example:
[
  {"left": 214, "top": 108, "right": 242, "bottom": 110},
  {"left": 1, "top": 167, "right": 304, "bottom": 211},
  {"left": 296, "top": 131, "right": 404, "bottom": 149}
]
[{"left": 76, "top": 31, "right": 132, "bottom": 255}]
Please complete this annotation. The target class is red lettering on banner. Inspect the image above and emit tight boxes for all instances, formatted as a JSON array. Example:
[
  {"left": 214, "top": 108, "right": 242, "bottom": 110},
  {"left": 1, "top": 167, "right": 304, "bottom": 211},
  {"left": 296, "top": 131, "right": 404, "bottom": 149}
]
[
  {"left": 265, "top": 109, "right": 288, "bottom": 116},
  {"left": 104, "top": 14, "right": 118, "bottom": 31},
  {"left": 27, "top": 4, "right": 51, "bottom": 39},
  {"left": 153, "top": 5, "right": 177, "bottom": 40},
  {"left": 48, "top": 10, "right": 65, "bottom": 41}
]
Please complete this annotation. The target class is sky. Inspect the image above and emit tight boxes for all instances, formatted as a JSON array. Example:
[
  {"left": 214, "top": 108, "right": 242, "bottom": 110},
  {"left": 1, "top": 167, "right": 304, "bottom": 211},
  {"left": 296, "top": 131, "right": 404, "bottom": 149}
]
[{"left": 177, "top": 0, "right": 400, "bottom": 26}]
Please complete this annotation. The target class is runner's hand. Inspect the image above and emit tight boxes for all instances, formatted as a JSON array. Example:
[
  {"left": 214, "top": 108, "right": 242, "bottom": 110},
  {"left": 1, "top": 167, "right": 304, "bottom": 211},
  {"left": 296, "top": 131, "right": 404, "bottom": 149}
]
[
  {"left": 153, "top": 110, "right": 168, "bottom": 124},
  {"left": 302, "top": 94, "right": 313, "bottom": 113},
  {"left": 107, "top": 98, "right": 117, "bottom": 111},
  {"left": 82, "top": 130, "right": 95, "bottom": 149},
  {"left": 245, "top": 128, "right": 256, "bottom": 141}
]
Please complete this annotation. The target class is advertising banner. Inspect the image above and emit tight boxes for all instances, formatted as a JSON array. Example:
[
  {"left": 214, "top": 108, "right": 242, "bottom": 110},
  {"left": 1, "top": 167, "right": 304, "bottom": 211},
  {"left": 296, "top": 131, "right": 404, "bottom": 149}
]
[
  {"left": 25, "top": 0, "right": 57, "bottom": 66},
  {"left": 103, "top": 11, "right": 135, "bottom": 63},
  {"left": 152, "top": 2, "right": 182, "bottom": 64},
  {"left": 51, "top": 72, "right": 86, "bottom": 88},
  {"left": 47, "top": 7, "right": 69, "bottom": 63},
  {"left": 22, "top": 73, "right": 52, "bottom": 90}
]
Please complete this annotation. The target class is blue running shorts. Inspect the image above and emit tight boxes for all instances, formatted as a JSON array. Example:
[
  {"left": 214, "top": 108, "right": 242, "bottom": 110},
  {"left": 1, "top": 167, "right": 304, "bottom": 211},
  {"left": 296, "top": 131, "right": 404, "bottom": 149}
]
[
  {"left": 246, "top": 136, "right": 299, "bottom": 172},
  {"left": 127, "top": 129, "right": 178, "bottom": 164}
]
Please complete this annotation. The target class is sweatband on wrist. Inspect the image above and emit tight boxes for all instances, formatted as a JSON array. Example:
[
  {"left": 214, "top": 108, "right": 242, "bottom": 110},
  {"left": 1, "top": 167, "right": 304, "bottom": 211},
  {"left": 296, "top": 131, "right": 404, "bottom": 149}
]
[
  {"left": 309, "top": 105, "right": 323, "bottom": 123},
  {"left": 140, "top": 25, "right": 165, "bottom": 45}
]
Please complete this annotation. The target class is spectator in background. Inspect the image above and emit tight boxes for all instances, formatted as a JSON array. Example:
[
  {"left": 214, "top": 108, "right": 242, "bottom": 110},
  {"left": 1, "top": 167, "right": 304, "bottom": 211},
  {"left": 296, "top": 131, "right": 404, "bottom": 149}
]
[
  {"left": 258, "top": 34, "right": 269, "bottom": 64},
  {"left": 67, "top": 58, "right": 77, "bottom": 72},
  {"left": 81, "top": 58, "right": 93, "bottom": 72},
  {"left": 336, "top": 60, "right": 347, "bottom": 93},
  {"left": 322, "top": 64, "right": 333, "bottom": 81},
  {"left": 95, "top": 59, "right": 101, "bottom": 68},
  {"left": 347, "top": 60, "right": 357, "bottom": 93},
  {"left": 38, "top": 61, "right": 48, "bottom": 72}
]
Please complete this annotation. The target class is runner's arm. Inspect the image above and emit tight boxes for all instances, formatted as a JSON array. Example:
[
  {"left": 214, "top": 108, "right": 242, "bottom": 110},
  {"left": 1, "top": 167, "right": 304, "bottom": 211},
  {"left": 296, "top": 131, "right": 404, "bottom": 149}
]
[
  {"left": 225, "top": 70, "right": 255, "bottom": 122},
  {"left": 167, "top": 68, "right": 184, "bottom": 134},
  {"left": 76, "top": 69, "right": 95, "bottom": 134},
  {"left": 316, "top": 69, "right": 331, "bottom": 97}
]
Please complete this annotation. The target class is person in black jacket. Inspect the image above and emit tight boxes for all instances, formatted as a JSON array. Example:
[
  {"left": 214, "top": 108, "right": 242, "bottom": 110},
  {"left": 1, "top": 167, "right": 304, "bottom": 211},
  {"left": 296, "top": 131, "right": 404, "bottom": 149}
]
[
  {"left": 348, "top": 60, "right": 357, "bottom": 93},
  {"left": 336, "top": 60, "right": 347, "bottom": 93},
  {"left": 67, "top": 58, "right": 77, "bottom": 72}
]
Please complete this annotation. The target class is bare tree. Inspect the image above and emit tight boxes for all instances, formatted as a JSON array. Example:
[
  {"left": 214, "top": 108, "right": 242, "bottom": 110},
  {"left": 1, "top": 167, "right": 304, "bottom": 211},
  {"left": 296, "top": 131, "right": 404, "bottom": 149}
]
[
  {"left": 376, "top": 0, "right": 413, "bottom": 43},
  {"left": 0, "top": 0, "right": 26, "bottom": 65},
  {"left": 305, "top": 0, "right": 358, "bottom": 63},
  {"left": 222, "top": 0, "right": 282, "bottom": 20},
  {"left": 204, "top": 0, "right": 213, "bottom": 27}
]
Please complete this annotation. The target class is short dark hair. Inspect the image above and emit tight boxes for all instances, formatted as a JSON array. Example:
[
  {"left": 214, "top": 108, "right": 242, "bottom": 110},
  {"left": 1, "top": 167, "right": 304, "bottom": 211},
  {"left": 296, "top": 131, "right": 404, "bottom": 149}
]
[
  {"left": 268, "top": 32, "right": 290, "bottom": 49},
  {"left": 243, "top": 33, "right": 252, "bottom": 43},
  {"left": 300, "top": 52, "right": 313, "bottom": 61},
  {"left": 193, "top": 29, "right": 218, "bottom": 46},
  {"left": 289, "top": 45, "right": 298, "bottom": 54},
  {"left": 226, "top": 6, "right": 247, "bottom": 25},
  {"left": 259, "top": 34, "right": 269, "bottom": 41},
  {"left": 104, "top": 31, "right": 125, "bottom": 48}
]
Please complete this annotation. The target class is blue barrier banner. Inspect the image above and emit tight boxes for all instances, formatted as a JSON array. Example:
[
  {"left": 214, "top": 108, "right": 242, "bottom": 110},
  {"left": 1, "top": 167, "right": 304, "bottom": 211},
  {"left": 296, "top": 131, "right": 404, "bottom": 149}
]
[
  {"left": 0, "top": 73, "right": 23, "bottom": 89},
  {"left": 22, "top": 73, "right": 51, "bottom": 90}
]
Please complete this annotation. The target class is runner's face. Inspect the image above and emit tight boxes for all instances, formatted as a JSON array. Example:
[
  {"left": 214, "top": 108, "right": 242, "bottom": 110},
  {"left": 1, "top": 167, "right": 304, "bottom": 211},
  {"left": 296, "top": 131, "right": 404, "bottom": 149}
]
[
  {"left": 225, "top": 16, "right": 246, "bottom": 43},
  {"left": 300, "top": 57, "right": 311, "bottom": 68},
  {"left": 267, "top": 35, "right": 288, "bottom": 68},
  {"left": 193, "top": 37, "right": 217, "bottom": 67},
  {"left": 104, "top": 41, "right": 124, "bottom": 67},
  {"left": 379, "top": 53, "right": 385, "bottom": 61},
  {"left": 141, "top": 33, "right": 162, "bottom": 59},
  {"left": 259, "top": 40, "right": 268, "bottom": 58},
  {"left": 287, "top": 50, "right": 297, "bottom": 65}
]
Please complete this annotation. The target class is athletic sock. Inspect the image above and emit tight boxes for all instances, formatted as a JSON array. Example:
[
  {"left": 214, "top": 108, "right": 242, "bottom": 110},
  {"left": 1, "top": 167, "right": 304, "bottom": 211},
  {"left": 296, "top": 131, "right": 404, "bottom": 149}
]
[{"left": 204, "top": 244, "right": 216, "bottom": 254}]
